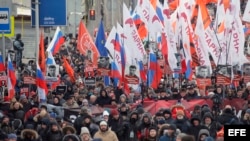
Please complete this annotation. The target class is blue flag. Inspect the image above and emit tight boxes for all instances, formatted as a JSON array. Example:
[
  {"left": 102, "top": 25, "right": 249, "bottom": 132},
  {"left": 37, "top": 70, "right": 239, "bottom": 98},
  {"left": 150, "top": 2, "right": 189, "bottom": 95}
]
[{"left": 95, "top": 20, "right": 107, "bottom": 56}]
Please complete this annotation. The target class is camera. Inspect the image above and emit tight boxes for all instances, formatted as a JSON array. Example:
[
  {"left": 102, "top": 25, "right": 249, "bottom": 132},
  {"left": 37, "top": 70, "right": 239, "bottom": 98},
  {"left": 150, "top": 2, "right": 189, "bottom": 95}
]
[{"left": 212, "top": 94, "right": 221, "bottom": 105}]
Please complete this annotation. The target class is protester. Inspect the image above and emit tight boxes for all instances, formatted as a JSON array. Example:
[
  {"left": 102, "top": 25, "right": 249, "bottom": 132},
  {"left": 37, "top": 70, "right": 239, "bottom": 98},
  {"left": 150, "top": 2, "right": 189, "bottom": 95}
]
[
  {"left": 93, "top": 121, "right": 118, "bottom": 141},
  {"left": 2, "top": 1, "right": 250, "bottom": 141},
  {"left": 80, "top": 127, "right": 93, "bottom": 141}
]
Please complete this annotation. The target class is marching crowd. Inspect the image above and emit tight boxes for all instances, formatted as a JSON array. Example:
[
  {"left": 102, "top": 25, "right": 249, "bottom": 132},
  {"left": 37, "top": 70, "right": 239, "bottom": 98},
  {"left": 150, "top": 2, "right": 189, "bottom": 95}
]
[
  {"left": 1, "top": 0, "right": 250, "bottom": 140},
  {"left": 0, "top": 33, "right": 250, "bottom": 141}
]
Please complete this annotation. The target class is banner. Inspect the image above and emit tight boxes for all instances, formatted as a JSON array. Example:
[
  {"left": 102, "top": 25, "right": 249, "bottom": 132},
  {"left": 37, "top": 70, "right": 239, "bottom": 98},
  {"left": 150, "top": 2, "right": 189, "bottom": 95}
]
[{"left": 142, "top": 99, "right": 247, "bottom": 115}]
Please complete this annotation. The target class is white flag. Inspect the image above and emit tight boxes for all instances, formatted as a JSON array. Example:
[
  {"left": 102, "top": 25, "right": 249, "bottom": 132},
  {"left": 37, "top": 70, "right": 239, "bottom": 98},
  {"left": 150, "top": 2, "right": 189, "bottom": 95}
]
[
  {"left": 243, "top": 0, "right": 250, "bottom": 22},
  {"left": 123, "top": 3, "right": 146, "bottom": 64}
]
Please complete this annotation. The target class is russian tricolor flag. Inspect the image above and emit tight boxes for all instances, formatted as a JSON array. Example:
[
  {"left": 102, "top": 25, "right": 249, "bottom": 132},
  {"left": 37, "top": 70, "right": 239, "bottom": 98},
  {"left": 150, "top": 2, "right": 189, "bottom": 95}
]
[
  {"left": 36, "top": 63, "right": 48, "bottom": 103},
  {"left": 7, "top": 54, "right": 16, "bottom": 101},
  {"left": 110, "top": 33, "right": 123, "bottom": 87},
  {"left": 139, "top": 61, "right": 147, "bottom": 82},
  {"left": 156, "top": 6, "right": 164, "bottom": 25},
  {"left": 46, "top": 51, "right": 56, "bottom": 65},
  {"left": 147, "top": 48, "right": 162, "bottom": 89},
  {"left": 46, "top": 27, "right": 65, "bottom": 55},
  {"left": 185, "top": 60, "right": 193, "bottom": 80},
  {"left": 0, "top": 52, "right": 5, "bottom": 72},
  {"left": 111, "top": 62, "right": 121, "bottom": 87}
]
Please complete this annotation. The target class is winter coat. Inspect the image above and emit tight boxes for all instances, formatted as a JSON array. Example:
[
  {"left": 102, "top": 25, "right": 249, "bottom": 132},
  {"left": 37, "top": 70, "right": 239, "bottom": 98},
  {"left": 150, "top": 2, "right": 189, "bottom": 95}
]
[
  {"left": 126, "top": 111, "right": 140, "bottom": 141},
  {"left": 108, "top": 116, "right": 126, "bottom": 141},
  {"left": 137, "top": 113, "right": 155, "bottom": 141},
  {"left": 173, "top": 118, "right": 191, "bottom": 134},
  {"left": 93, "top": 129, "right": 118, "bottom": 141},
  {"left": 96, "top": 95, "right": 111, "bottom": 107},
  {"left": 187, "top": 116, "right": 208, "bottom": 141},
  {"left": 159, "top": 134, "right": 176, "bottom": 141},
  {"left": 202, "top": 112, "right": 222, "bottom": 138},
  {"left": 46, "top": 129, "right": 63, "bottom": 141}
]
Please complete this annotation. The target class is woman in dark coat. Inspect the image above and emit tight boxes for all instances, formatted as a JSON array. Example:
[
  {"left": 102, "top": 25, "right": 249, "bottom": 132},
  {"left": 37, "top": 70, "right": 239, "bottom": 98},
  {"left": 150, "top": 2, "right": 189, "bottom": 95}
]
[
  {"left": 95, "top": 89, "right": 111, "bottom": 107},
  {"left": 45, "top": 121, "right": 63, "bottom": 141}
]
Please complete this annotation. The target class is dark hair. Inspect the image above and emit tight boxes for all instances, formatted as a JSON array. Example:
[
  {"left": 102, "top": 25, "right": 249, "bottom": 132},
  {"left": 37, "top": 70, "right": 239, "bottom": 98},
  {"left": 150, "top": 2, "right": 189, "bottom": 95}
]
[
  {"left": 129, "top": 65, "right": 137, "bottom": 69},
  {"left": 15, "top": 33, "right": 21, "bottom": 40},
  {"left": 49, "top": 65, "right": 56, "bottom": 68}
]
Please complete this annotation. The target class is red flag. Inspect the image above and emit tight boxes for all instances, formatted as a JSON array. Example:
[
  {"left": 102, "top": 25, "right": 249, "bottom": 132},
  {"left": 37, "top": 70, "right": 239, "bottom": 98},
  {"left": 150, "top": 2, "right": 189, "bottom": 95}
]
[
  {"left": 161, "top": 33, "right": 168, "bottom": 64},
  {"left": 39, "top": 31, "right": 46, "bottom": 73},
  {"left": 63, "top": 57, "right": 75, "bottom": 83},
  {"left": 77, "top": 21, "right": 100, "bottom": 68}
]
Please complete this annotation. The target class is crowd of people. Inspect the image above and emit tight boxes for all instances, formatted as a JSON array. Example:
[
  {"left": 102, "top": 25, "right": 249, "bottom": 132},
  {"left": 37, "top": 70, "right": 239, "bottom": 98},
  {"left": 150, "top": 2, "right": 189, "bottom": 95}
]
[
  {"left": 0, "top": 32, "right": 249, "bottom": 141},
  {"left": 1, "top": 0, "right": 250, "bottom": 141}
]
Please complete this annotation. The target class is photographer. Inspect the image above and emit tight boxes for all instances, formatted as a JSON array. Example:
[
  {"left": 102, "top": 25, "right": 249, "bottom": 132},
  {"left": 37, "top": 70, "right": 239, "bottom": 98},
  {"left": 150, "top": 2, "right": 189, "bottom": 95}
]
[{"left": 217, "top": 105, "right": 240, "bottom": 125}]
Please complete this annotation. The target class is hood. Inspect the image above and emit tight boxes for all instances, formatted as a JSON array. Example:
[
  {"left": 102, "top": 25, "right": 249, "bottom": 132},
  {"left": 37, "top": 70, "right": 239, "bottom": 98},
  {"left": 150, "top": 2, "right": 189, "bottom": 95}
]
[
  {"left": 21, "top": 129, "right": 39, "bottom": 139},
  {"left": 129, "top": 111, "right": 139, "bottom": 120},
  {"left": 141, "top": 112, "right": 152, "bottom": 120},
  {"left": 141, "top": 112, "right": 152, "bottom": 124},
  {"left": 202, "top": 112, "right": 214, "bottom": 121},
  {"left": 62, "top": 125, "right": 76, "bottom": 135},
  {"left": 158, "top": 124, "right": 170, "bottom": 136},
  {"left": 198, "top": 129, "right": 210, "bottom": 138},
  {"left": 190, "top": 116, "right": 201, "bottom": 125},
  {"left": 62, "top": 134, "right": 81, "bottom": 141}
]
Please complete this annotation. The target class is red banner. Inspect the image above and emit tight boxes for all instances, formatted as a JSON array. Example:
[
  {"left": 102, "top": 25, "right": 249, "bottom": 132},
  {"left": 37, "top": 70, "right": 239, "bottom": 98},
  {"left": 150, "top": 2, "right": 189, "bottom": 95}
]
[{"left": 142, "top": 99, "right": 247, "bottom": 115}]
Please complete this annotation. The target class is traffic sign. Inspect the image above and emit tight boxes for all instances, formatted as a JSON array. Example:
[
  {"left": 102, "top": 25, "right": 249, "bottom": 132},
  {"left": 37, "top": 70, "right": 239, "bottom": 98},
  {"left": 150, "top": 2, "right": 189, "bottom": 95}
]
[
  {"left": 0, "top": 8, "right": 10, "bottom": 32},
  {"left": 0, "top": 16, "right": 15, "bottom": 37},
  {"left": 31, "top": 0, "right": 67, "bottom": 26}
]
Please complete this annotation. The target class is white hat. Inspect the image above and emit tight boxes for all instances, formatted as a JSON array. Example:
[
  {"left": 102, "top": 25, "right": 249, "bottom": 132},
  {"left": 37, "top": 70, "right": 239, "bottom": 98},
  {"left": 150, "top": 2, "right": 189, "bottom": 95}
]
[
  {"left": 102, "top": 111, "right": 109, "bottom": 116},
  {"left": 80, "top": 127, "right": 90, "bottom": 135},
  {"left": 208, "top": 92, "right": 215, "bottom": 97},
  {"left": 247, "top": 82, "right": 250, "bottom": 87},
  {"left": 100, "top": 121, "right": 108, "bottom": 126}
]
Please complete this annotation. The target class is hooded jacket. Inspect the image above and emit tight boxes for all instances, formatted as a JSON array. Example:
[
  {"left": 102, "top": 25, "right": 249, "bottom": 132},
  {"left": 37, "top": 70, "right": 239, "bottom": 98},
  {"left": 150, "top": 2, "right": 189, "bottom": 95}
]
[
  {"left": 62, "top": 134, "right": 81, "bottom": 141},
  {"left": 202, "top": 112, "right": 222, "bottom": 138},
  {"left": 198, "top": 129, "right": 210, "bottom": 140},
  {"left": 20, "top": 129, "right": 40, "bottom": 141},
  {"left": 138, "top": 113, "right": 154, "bottom": 141}
]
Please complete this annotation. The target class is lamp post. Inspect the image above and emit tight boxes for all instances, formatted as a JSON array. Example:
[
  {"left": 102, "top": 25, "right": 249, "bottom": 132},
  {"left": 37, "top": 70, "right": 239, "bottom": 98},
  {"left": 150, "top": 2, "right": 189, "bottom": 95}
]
[
  {"left": 34, "top": 0, "right": 39, "bottom": 63},
  {"left": 68, "top": 12, "right": 83, "bottom": 38}
]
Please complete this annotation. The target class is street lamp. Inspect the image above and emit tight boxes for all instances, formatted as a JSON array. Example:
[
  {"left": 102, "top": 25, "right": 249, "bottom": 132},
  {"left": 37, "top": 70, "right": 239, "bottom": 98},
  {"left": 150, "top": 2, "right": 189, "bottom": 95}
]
[{"left": 68, "top": 12, "right": 83, "bottom": 38}]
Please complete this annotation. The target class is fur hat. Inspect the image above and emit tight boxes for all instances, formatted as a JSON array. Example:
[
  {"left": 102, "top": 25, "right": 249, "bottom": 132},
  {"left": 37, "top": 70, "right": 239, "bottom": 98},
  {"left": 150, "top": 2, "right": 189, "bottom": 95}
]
[
  {"left": 21, "top": 129, "right": 39, "bottom": 139},
  {"left": 176, "top": 110, "right": 185, "bottom": 116},
  {"left": 63, "top": 126, "right": 76, "bottom": 135}
]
